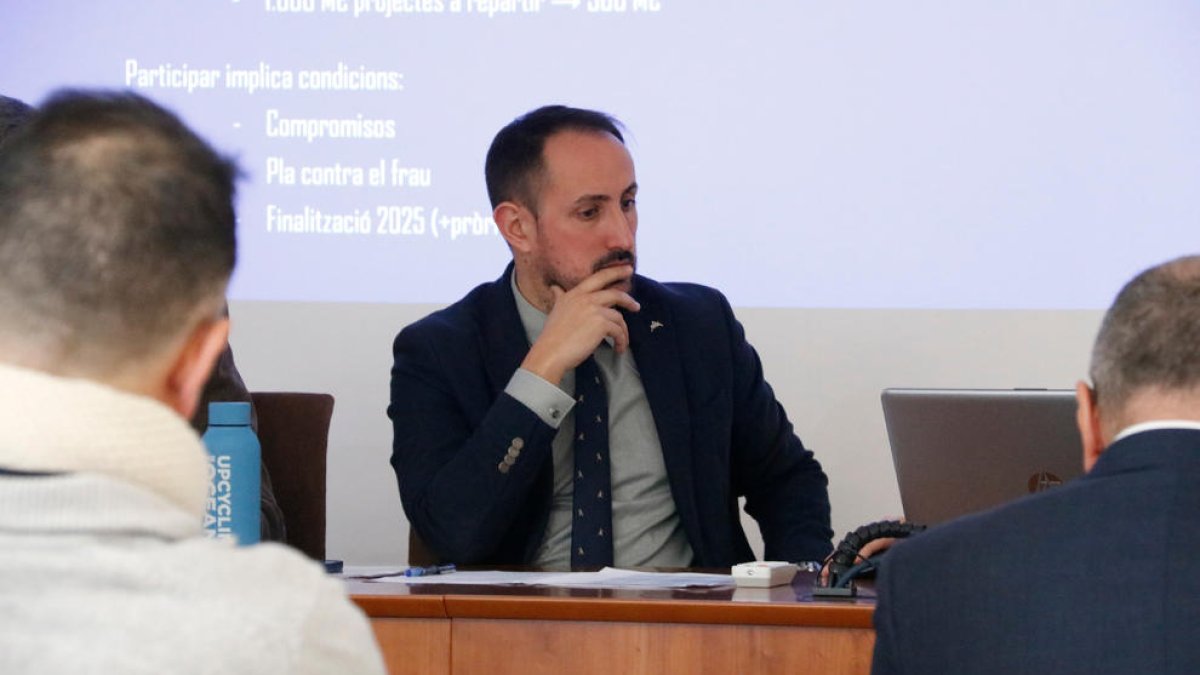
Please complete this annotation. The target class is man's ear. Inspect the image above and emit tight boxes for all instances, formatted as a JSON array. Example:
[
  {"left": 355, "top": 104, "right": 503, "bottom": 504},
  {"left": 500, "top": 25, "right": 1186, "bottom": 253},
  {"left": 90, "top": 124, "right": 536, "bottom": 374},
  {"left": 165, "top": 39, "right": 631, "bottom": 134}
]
[
  {"left": 1076, "top": 380, "right": 1106, "bottom": 472},
  {"left": 163, "top": 316, "right": 231, "bottom": 420},
  {"left": 495, "top": 201, "right": 535, "bottom": 254}
]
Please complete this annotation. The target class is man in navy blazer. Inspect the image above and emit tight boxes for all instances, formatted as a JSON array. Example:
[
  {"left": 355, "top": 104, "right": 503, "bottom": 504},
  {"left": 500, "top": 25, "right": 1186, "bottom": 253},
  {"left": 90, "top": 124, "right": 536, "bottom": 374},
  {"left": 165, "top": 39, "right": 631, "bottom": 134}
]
[
  {"left": 872, "top": 255, "right": 1200, "bottom": 674},
  {"left": 388, "top": 106, "right": 832, "bottom": 567}
]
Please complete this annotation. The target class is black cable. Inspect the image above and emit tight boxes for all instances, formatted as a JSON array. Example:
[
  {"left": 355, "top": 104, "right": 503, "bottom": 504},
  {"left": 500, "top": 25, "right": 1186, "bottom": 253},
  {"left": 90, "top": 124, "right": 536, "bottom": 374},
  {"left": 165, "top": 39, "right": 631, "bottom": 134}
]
[{"left": 823, "top": 519, "right": 927, "bottom": 589}]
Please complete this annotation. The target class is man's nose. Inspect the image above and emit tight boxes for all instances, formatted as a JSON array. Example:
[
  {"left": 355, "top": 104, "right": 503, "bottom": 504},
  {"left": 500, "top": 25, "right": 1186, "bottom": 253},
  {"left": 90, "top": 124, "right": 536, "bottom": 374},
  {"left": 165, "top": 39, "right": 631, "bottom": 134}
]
[{"left": 604, "top": 206, "right": 636, "bottom": 249}]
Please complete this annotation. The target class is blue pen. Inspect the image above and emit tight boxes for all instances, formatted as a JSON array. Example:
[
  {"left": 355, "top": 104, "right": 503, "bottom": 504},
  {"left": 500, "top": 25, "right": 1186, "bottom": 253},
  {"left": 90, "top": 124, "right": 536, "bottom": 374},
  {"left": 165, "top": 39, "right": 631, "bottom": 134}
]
[{"left": 404, "top": 564, "right": 457, "bottom": 577}]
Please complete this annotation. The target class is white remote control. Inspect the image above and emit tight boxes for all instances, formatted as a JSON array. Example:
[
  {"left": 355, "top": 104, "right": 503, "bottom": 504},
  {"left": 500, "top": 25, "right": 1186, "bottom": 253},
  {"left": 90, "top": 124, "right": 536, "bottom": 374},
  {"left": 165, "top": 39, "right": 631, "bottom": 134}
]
[{"left": 731, "top": 561, "right": 799, "bottom": 588}]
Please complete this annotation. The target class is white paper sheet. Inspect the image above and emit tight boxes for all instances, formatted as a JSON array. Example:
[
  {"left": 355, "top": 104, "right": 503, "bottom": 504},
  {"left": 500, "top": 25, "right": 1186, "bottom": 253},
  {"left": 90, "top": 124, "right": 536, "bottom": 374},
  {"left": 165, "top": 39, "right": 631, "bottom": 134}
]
[{"left": 349, "top": 567, "right": 733, "bottom": 589}]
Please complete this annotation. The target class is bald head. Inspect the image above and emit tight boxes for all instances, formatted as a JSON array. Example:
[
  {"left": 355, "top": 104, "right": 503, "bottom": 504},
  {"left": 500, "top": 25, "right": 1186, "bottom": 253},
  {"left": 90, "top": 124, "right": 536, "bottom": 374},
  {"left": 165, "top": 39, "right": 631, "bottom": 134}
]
[{"left": 1088, "top": 255, "right": 1200, "bottom": 435}]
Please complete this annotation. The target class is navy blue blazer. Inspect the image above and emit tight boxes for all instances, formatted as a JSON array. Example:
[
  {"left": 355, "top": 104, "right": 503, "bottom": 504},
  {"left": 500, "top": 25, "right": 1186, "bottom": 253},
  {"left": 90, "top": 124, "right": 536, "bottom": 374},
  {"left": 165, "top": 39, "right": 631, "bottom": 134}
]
[
  {"left": 872, "top": 428, "right": 1200, "bottom": 675},
  {"left": 388, "top": 265, "right": 832, "bottom": 566}
]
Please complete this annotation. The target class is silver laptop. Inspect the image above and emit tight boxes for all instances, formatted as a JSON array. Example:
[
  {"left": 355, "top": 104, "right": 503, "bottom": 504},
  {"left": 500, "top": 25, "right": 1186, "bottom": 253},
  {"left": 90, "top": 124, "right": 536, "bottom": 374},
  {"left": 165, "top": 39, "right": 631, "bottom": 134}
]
[{"left": 881, "top": 388, "right": 1084, "bottom": 526}]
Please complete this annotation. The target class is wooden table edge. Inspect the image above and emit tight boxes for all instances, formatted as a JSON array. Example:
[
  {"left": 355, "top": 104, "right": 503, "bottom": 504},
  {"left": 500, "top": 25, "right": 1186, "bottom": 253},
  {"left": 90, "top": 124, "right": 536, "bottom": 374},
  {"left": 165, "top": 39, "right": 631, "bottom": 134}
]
[
  {"left": 442, "top": 594, "right": 875, "bottom": 628},
  {"left": 351, "top": 592, "right": 448, "bottom": 619}
]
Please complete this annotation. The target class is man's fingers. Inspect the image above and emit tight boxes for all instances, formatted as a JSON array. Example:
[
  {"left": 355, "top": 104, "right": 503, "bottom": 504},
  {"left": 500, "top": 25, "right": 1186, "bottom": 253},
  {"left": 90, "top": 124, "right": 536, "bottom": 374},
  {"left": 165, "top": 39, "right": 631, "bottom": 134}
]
[
  {"left": 602, "top": 309, "right": 630, "bottom": 353},
  {"left": 574, "top": 264, "right": 634, "bottom": 293},
  {"left": 534, "top": 268, "right": 637, "bottom": 372},
  {"left": 545, "top": 285, "right": 566, "bottom": 311},
  {"left": 857, "top": 537, "right": 897, "bottom": 561},
  {"left": 591, "top": 288, "right": 641, "bottom": 313}
]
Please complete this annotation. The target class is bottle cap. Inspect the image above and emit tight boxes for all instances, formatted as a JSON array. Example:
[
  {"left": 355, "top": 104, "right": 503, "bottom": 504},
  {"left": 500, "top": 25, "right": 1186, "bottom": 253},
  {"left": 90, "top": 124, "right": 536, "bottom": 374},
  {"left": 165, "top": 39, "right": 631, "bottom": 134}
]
[{"left": 207, "top": 401, "right": 252, "bottom": 426}]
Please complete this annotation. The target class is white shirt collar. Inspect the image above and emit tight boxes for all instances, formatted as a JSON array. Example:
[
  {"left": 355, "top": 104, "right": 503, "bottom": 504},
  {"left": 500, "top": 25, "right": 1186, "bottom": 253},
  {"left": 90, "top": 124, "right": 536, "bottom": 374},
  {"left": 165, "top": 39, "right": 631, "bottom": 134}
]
[{"left": 1112, "top": 420, "right": 1200, "bottom": 443}]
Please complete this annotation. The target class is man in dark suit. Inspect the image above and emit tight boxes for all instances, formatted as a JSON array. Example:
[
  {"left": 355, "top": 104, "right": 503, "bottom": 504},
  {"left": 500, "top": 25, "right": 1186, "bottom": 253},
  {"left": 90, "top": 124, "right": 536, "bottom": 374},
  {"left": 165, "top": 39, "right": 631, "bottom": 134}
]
[
  {"left": 872, "top": 255, "right": 1200, "bottom": 674},
  {"left": 388, "top": 105, "right": 831, "bottom": 568}
]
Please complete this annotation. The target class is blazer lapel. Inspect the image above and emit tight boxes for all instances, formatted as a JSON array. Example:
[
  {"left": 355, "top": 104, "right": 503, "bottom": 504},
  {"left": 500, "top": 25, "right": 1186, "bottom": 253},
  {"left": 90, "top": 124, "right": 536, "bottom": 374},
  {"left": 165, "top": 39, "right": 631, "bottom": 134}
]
[
  {"left": 627, "top": 279, "right": 702, "bottom": 560},
  {"left": 475, "top": 263, "right": 553, "bottom": 561},
  {"left": 478, "top": 263, "right": 533, "bottom": 398}
]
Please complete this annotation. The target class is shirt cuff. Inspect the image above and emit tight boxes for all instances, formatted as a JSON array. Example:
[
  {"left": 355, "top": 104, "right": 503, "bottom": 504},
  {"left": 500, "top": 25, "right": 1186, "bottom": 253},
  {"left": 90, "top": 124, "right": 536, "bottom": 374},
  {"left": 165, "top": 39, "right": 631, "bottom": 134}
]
[{"left": 506, "top": 368, "right": 576, "bottom": 429}]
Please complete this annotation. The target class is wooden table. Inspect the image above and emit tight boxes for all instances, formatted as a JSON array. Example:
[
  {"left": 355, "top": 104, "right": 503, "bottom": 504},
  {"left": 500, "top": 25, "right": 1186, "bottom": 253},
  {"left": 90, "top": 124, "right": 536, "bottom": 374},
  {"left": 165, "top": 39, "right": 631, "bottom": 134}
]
[{"left": 346, "top": 570, "right": 876, "bottom": 675}]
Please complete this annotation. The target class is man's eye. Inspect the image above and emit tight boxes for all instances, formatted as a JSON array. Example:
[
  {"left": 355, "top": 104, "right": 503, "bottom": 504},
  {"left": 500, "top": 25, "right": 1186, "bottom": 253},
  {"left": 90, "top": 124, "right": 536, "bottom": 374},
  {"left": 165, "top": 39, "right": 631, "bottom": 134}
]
[
  {"left": 621, "top": 198, "right": 637, "bottom": 211},
  {"left": 579, "top": 208, "right": 599, "bottom": 219}
]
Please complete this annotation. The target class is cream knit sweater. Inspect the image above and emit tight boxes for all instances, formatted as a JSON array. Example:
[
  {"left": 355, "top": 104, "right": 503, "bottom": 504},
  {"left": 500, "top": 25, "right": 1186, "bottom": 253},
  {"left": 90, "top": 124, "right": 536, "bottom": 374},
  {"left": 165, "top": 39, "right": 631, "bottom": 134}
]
[
  {"left": 0, "top": 363, "right": 209, "bottom": 517},
  {"left": 0, "top": 363, "right": 385, "bottom": 674}
]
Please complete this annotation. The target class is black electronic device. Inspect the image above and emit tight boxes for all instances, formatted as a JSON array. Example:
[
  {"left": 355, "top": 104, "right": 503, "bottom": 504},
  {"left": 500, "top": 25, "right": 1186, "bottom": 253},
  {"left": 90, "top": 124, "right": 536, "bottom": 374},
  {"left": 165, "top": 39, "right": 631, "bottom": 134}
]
[{"left": 813, "top": 520, "right": 926, "bottom": 598}]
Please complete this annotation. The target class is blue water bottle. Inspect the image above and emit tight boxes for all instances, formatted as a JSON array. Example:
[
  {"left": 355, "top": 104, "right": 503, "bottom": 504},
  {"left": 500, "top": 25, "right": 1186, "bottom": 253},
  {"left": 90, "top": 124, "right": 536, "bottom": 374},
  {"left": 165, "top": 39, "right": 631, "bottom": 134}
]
[{"left": 201, "top": 401, "right": 261, "bottom": 546}]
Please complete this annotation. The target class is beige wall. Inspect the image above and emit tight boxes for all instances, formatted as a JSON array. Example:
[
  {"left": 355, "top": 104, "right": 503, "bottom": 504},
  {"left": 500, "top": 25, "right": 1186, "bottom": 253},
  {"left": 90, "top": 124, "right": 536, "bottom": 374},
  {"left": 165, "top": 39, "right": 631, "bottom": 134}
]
[{"left": 229, "top": 300, "right": 1102, "bottom": 564}]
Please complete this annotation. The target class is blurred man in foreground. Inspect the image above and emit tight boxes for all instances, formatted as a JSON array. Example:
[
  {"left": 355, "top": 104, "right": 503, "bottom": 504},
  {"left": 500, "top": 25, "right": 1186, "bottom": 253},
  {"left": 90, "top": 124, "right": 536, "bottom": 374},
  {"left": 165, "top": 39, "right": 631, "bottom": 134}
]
[
  {"left": 0, "top": 90, "right": 383, "bottom": 674},
  {"left": 0, "top": 94, "right": 34, "bottom": 146},
  {"left": 872, "top": 255, "right": 1200, "bottom": 674},
  {"left": 3, "top": 91, "right": 288, "bottom": 546}
]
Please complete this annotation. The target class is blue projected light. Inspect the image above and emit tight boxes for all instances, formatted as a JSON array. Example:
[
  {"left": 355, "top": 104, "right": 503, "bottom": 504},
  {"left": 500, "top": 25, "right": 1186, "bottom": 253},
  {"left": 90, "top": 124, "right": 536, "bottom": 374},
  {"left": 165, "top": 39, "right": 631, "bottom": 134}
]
[{"left": 2, "top": 2, "right": 1197, "bottom": 309}]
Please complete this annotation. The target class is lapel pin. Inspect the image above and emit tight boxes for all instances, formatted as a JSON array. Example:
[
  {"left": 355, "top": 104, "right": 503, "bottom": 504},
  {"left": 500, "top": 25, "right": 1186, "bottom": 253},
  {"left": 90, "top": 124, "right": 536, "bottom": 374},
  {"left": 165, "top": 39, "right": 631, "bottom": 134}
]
[{"left": 650, "top": 320, "right": 664, "bottom": 333}]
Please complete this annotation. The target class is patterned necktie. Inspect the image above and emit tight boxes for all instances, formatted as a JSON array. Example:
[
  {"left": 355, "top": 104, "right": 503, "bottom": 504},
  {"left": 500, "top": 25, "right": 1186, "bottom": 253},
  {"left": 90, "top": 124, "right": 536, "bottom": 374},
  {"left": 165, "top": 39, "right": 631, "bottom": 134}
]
[{"left": 571, "top": 355, "right": 613, "bottom": 568}]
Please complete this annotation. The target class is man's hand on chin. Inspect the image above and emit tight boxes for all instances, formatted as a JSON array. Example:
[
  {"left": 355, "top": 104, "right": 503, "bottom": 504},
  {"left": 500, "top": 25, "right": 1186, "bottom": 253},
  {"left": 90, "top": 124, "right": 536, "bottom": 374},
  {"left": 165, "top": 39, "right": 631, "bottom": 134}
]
[{"left": 521, "top": 265, "right": 640, "bottom": 385}]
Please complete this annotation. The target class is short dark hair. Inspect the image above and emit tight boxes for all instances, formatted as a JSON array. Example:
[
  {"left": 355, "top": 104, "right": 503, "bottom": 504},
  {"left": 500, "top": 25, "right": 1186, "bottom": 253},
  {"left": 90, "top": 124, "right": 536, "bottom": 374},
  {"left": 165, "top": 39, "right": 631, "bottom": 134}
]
[
  {"left": 1090, "top": 255, "right": 1200, "bottom": 413},
  {"left": 484, "top": 105, "right": 624, "bottom": 213},
  {"left": 0, "top": 90, "right": 240, "bottom": 374},
  {"left": 0, "top": 95, "right": 35, "bottom": 148}
]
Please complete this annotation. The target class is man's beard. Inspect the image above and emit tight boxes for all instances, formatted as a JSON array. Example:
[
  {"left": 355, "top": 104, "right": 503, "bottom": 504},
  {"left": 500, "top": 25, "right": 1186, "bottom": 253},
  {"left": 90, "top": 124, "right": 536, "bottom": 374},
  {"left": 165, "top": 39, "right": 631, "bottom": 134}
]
[{"left": 542, "top": 249, "right": 637, "bottom": 292}]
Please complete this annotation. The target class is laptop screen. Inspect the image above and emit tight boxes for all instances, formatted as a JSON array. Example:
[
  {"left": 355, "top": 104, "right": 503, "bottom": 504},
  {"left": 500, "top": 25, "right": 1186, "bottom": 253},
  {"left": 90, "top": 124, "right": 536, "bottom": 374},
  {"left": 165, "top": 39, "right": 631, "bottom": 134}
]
[{"left": 881, "top": 388, "right": 1084, "bottom": 525}]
